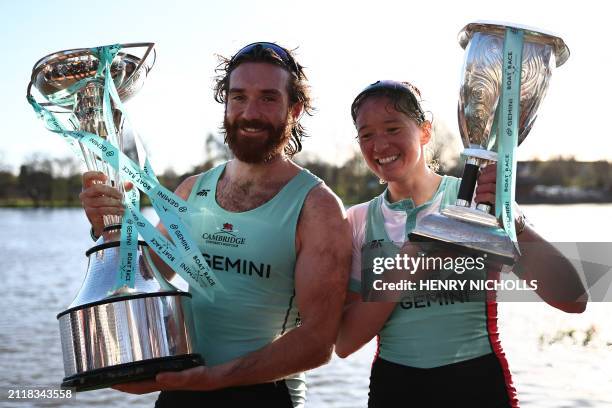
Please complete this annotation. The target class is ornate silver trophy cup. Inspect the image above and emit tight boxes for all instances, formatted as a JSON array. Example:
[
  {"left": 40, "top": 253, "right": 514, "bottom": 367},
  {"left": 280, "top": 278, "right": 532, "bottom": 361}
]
[
  {"left": 27, "top": 43, "right": 202, "bottom": 391},
  {"left": 410, "top": 22, "right": 569, "bottom": 265}
]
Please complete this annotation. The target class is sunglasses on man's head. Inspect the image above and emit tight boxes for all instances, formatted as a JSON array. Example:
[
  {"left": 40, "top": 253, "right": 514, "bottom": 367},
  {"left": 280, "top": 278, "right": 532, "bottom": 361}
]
[{"left": 229, "top": 42, "right": 299, "bottom": 75}]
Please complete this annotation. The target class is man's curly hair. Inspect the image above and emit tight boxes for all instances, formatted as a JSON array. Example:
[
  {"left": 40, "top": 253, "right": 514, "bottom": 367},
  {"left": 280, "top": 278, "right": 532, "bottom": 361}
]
[{"left": 213, "top": 43, "right": 314, "bottom": 158}]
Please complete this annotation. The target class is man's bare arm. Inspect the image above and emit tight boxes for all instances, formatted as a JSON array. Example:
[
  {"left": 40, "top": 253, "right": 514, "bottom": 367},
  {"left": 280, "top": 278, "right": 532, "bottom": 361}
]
[{"left": 203, "top": 184, "right": 351, "bottom": 388}]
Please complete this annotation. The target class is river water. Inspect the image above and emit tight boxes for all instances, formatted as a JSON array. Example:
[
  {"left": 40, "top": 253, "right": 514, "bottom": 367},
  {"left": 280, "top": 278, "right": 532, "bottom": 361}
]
[{"left": 0, "top": 205, "right": 611, "bottom": 407}]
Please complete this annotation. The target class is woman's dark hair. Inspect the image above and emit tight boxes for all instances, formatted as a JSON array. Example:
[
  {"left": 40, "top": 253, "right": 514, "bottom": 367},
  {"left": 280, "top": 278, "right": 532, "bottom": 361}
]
[
  {"left": 214, "top": 42, "right": 313, "bottom": 158},
  {"left": 350, "top": 80, "right": 426, "bottom": 125}
]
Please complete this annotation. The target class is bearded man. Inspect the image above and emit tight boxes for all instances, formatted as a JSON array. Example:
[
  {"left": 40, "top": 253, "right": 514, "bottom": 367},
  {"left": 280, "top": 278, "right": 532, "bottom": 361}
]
[{"left": 80, "top": 42, "right": 351, "bottom": 407}]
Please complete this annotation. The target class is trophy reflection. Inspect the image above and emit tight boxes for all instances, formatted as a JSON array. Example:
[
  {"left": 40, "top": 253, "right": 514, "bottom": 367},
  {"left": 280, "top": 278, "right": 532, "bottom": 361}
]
[
  {"left": 27, "top": 43, "right": 202, "bottom": 391},
  {"left": 410, "top": 22, "right": 570, "bottom": 265}
]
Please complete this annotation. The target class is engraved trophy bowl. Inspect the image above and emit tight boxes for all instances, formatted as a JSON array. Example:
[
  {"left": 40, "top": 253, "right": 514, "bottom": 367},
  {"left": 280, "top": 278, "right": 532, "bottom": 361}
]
[
  {"left": 27, "top": 43, "right": 202, "bottom": 391},
  {"left": 409, "top": 22, "right": 569, "bottom": 265}
]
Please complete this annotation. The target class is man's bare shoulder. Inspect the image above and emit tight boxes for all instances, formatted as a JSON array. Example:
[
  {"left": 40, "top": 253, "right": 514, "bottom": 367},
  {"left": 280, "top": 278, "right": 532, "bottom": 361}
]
[
  {"left": 296, "top": 183, "right": 350, "bottom": 251},
  {"left": 301, "top": 183, "right": 346, "bottom": 218}
]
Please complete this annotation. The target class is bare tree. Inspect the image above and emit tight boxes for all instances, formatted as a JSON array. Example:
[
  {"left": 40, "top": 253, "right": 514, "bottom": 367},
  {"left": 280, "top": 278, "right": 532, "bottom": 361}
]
[{"left": 52, "top": 156, "right": 81, "bottom": 178}]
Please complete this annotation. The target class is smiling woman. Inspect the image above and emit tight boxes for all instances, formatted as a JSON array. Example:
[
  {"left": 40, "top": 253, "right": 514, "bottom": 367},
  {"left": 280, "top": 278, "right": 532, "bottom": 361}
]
[
  {"left": 355, "top": 97, "right": 431, "bottom": 186},
  {"left": 335, "top": 79, "right": 586, "bottom": 408},
  {"left": 352, "top": 81, "right": 439, "bottom": 202}
]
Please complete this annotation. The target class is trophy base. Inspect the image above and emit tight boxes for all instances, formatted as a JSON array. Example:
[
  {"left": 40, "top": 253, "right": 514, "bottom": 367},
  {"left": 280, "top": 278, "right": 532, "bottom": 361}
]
[
  {"left": 58, "top": 292, "right": 199, "bottom": 387},
  {"left": 61, "top": 354, "right": 203, "bottom": 392},
  {"left": 441, "top": 204, "right": 499, "bottom": 227},
  {"left": 409, "top": 212, "right": 518, "bottom": 266}
]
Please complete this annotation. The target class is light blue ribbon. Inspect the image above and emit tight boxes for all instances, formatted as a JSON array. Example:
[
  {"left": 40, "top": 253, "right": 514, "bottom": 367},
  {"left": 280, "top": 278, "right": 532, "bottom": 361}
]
[
  {"left": 91, "top": 45, "right": 140, "bottom": 292},
  {"left": 117, "top": 188, "right": 139, "bottom": 290},
  {"left": 495, "top": 28, "right": 524, "bottom": 251},
  {"left": 27, "top": 95, "right": 86, "bottom": 162}
]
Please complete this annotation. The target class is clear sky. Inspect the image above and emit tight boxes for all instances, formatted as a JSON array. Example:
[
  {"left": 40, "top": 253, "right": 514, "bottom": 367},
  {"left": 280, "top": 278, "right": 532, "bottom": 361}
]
[{"left": 1, "top": 0, "right": 609, "bottom": 174}]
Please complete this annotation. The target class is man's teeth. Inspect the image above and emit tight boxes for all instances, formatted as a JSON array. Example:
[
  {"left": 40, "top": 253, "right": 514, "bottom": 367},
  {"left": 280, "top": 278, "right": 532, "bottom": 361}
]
[
  {"left": 377, "top": 155, "right": 398, "bottom": 165},
  {"left": 243, "top": 127, "right": 262, "bottom": 132}
]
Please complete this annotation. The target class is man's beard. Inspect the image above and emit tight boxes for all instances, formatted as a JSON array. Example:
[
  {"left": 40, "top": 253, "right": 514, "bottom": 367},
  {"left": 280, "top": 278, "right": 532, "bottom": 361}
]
[{"left": 223, "top": 115, "right": 292, "bottom": 164}]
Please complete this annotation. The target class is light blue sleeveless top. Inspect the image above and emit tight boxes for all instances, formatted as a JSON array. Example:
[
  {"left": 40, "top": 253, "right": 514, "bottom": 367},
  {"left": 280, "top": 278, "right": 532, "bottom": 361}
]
[
  {"left": 185, "top": 163, "right": 321, "bottom": 406},
  {"left": 357, "top": 176, "right": 495, "bottom": 368}
]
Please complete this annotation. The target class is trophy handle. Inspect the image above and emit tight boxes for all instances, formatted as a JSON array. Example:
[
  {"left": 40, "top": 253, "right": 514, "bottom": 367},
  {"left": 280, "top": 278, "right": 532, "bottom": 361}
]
[
  {"left": 26, "top": 82, "right": 57, "bottom": 109},
  {"left": 120, "top": 42, "right": 156, "bottom": 82}
]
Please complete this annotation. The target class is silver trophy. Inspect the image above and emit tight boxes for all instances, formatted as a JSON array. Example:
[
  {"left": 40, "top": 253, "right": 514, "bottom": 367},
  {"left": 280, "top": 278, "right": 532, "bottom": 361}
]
[
  {"left": 27, "top": 43, "right": 201, "bottom": 391},
  {"left": 410, "top": 22, "right": 569, "bottom": 264}
]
